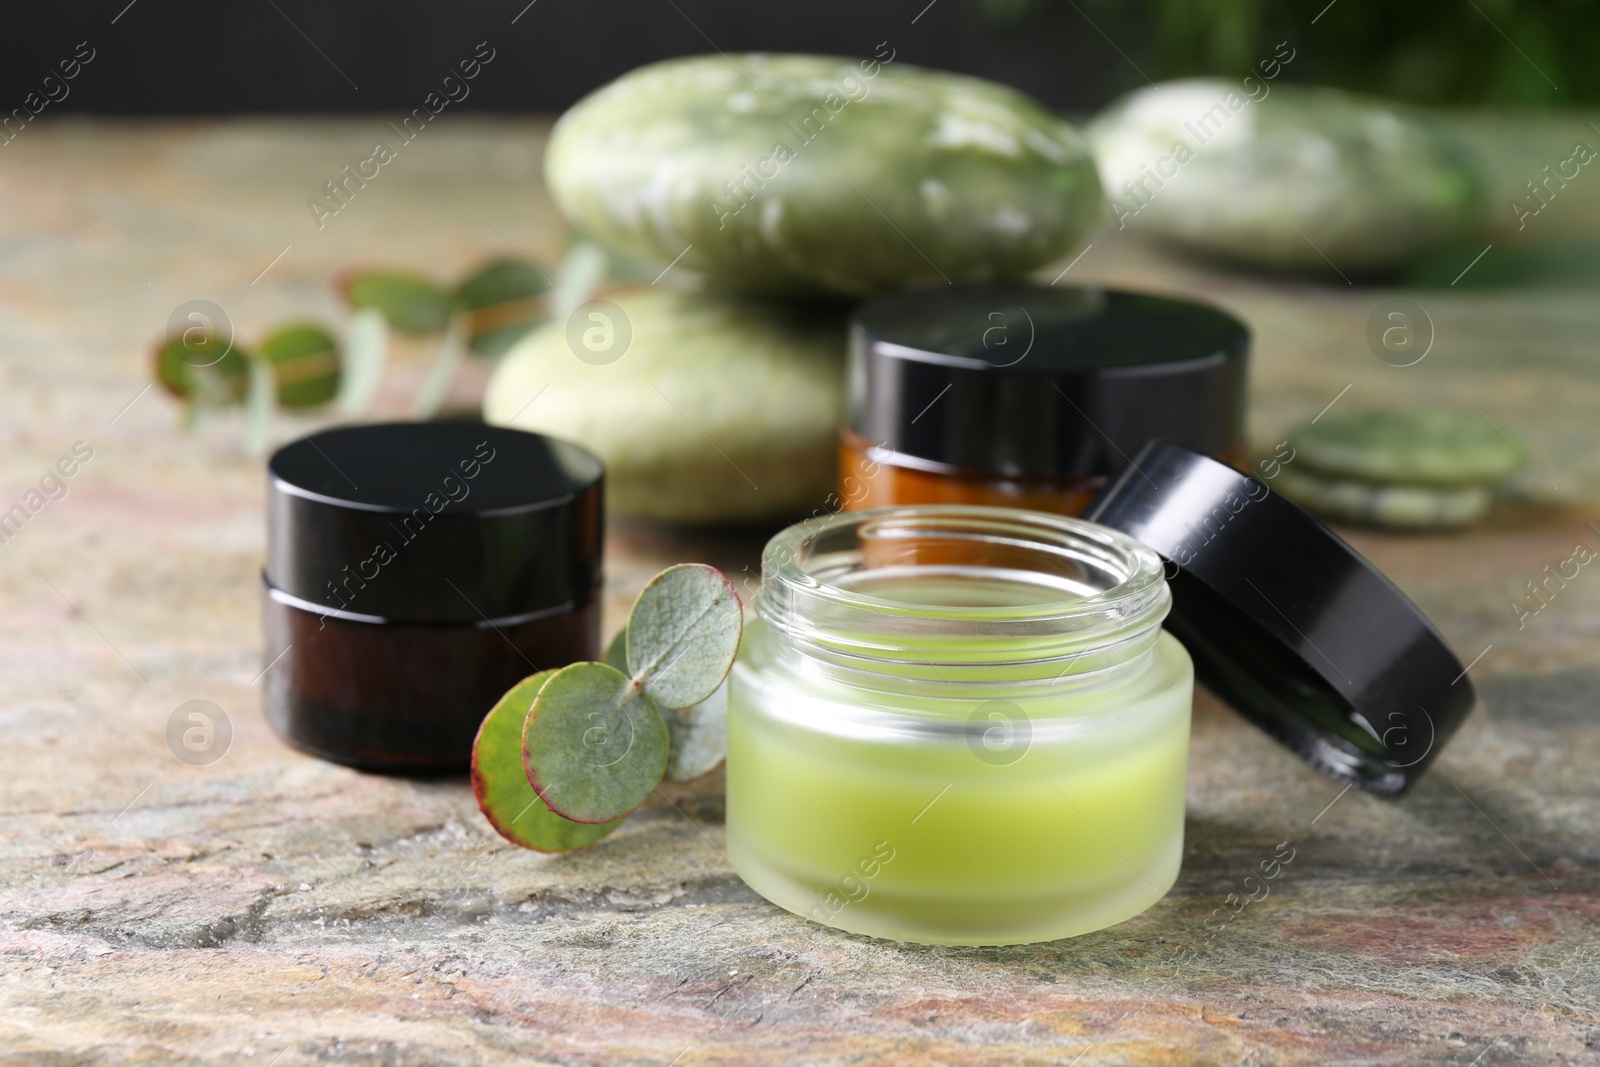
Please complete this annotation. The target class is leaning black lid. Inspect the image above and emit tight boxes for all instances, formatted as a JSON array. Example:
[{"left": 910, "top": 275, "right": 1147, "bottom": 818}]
[
  {"left": 1083, "top": 442, "right": 1475, "bottom": 795},
  {"left": 849, "top": 285, "right": 1249, "bottom": 480},
  {"left": 266, "top": 422, "right": 603, "bottom": 623}
]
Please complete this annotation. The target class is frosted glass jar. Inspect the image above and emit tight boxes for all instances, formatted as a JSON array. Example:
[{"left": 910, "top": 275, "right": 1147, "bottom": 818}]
[{"left": 726, "top": 505, "right": 1192, "bottom": 946}]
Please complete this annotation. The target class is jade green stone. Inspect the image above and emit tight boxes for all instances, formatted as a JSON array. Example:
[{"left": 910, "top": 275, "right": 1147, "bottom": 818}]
[
  {"left": 484, "top": 287, "right": 844, "bottom": 524},
  {"left": 1088, "top": 80, "right": 1484, "bottom": 274},
  {"left": 545, "top": 54, "right": 1103, "bottom": 295},
  {"left": 1289, "top": 409, "right": 1525, "bottom": 487},
  {"left": 1273, "top": 465, "right": 1493, "bottom": 530}
]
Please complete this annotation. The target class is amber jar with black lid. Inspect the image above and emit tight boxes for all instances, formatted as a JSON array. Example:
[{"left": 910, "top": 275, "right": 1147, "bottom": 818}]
[
  {"left": 842, "top": 285, "right": 1250, "bottom": 515},
  {"left": 262, "top": 422, "right": 603, "bottom": 773}
]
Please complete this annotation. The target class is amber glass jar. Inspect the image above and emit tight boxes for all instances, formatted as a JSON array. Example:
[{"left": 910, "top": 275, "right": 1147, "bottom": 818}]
[
  {"left": 843, "top": 286, "right": 1249, "bottom": 516},
  {"left": 262, "top": 423, "right": 603, "bottom": 773}
]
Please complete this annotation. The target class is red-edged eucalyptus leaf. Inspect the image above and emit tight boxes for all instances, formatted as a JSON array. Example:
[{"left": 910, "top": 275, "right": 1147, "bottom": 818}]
[
  {"left": 523, "top": 662, "right": 668, "bottom": 824},
  {"left": 472, "top": 671, "right": 624, "bottom": 852},
  {"left": 626, "top": 564, "right": 742, "bottom": 710},
  {"left": 606, "top": 623, "right": 728, "bottom": 782}
]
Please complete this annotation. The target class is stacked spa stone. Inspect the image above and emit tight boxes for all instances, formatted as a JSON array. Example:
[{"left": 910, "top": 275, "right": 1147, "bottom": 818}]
[
  {"left": 485, "top": 54, "right": 1103, "bottom": 524},
  {"left": 1275, "top": 410, "right": 1527, "bottom": 529}
]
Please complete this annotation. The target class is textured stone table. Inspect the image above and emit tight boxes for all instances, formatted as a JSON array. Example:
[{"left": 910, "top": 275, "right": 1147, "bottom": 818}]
[{"left": 2, "top": 117, "right": 1598, "bottom": 1066}]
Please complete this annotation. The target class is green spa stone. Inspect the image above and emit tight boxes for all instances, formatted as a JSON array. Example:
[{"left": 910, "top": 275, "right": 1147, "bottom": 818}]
[
  {"left": 1087, "top": 80, "right": 1484, "bottom": 274},
  {"left": 483, "top": 287, "right": 845, "bottom": 524},
  {"left": 1273, "top": 465, "right": 1493, "bottom": 530},
  {"left": 1289, "top": 409, "right": 1526, "bottom": 487},
  {"left": 545, "top": 54, "right": 1103, "bottom": 296}
]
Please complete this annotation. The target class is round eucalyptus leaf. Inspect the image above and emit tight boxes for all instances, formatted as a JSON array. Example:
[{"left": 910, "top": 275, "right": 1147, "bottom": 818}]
[
  {"left": 342, "top": 270, "right": 457, "bottom": 334},
  {"left": 606, "top": 622, "right": 729, "bottom": 781},
  {"left": 626, "top": 564, "right": 742, "bottom": 710},
  {"left": 259, "top": 322, "right": 341, "bottom": 407},
  {"left": 602, "top": 627, "right": 629, "bottom": 672},
  {"left": 472, "top": 671, "right": 624, "bottom": 852},
  {"left": 154, "top": 333, "right": 249, "bottom": 405},
  {"left": 661, "top": 681, "right": 728, "bottom": 782},
  {"left": 455, "top": 258, "right": 550, "bottom": 358},
  {"left": 523, "top": 662, "right": 668, "bottom": 824},
  {"left": 455, "top": 258, "right": 549, "bottom": 309}
]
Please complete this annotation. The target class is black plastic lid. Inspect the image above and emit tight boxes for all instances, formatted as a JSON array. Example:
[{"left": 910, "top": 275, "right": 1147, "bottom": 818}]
[
  {"left": 266, "top": 422, "right": 603, "bottom": 624},
  {"left": 1083, "top": 442, "right": 1475, "bottom": 796},
  {"left": 849, "top": 285, "right": 1249, "bottom": 480}
]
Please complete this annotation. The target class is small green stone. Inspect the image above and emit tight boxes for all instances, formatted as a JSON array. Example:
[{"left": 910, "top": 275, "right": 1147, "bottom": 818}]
[
  {"left": 1289, "top": 409, "right": 1525, "bottom": 488},
  {"left": 484, "top": 287, "right": 844, "bottom": 524},
  {"left": 1274, "top": 464, "right": 1493, "bottom": 530}
]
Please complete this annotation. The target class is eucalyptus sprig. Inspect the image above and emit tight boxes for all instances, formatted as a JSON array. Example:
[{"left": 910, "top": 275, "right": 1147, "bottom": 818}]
[
  {"left": 340, "top": 258, "right": 550, "bottom": 359},
  {"left": 154, "top": 321, "right": 341, "bottom": 445},
  {"left": 472, "top": 564, "right": 743, "bottom": 853},
  {"left": 338, "top": 259, "right": 550, "bottom": 419},
  {"left": 152, "top": 253, "right": 557, "bottom": 439}
]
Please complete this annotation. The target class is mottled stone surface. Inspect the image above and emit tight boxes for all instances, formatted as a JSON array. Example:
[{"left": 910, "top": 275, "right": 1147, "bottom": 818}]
[{"left": 1, "top": 117, "right": 1598, "bottom": 1066}]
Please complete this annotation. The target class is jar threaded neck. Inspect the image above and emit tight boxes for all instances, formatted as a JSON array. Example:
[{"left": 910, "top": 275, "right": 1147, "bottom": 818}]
[{"left": 754, "top": 506, "right": 1170, "bottom": 691}]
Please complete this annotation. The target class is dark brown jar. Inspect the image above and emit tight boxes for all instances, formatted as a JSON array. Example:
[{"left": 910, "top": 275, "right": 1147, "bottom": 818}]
[
  {"left": 842, "top": 286, "right": 1250, "bottom": 515},
  {"left": 262, "top": 422, "right": 603, "bottom": 773}
]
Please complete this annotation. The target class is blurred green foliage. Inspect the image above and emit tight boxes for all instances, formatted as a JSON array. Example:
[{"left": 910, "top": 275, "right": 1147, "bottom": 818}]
[{"left": 983, "top": 0, "right": 1596, "bottom": 105}]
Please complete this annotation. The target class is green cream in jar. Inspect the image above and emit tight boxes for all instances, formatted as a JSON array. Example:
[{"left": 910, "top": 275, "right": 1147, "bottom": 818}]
[{"left": 727, "top": 505, "right": 1192, "bottom": 946}]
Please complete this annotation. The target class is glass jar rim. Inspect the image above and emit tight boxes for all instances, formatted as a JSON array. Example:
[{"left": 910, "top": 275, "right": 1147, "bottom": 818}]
[
  {"left": 755, "top": 505, "right": 1171, "bottom": 694},
  {"left": 760, "top": 505, "right": 1167, "bottom": 626}
]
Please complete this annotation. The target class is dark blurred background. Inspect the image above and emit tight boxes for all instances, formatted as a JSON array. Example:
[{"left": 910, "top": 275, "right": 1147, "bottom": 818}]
[{"left": 5, "top": 0, "right": 1595, "bottom": 116}]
